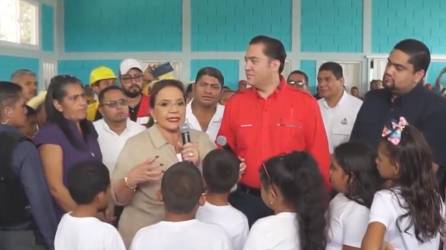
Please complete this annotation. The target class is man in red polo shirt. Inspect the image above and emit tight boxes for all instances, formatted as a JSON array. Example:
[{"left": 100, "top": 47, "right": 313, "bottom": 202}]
[{"left": 218, "top": 35, "right": 330, "bottom": 225}]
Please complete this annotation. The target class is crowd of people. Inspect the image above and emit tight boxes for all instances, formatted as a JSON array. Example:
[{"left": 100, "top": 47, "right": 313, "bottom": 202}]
[{"left": 1, "top": 35, "right": 446, "bottom": 250}]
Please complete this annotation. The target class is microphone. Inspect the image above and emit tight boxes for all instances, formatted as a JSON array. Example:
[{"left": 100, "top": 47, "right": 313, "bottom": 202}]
[
  {"left": 216, "top": 135, "right": 235, "bottom": 155},
  {"left": 180, "top": 123, "right": 191, "bottom": 145}
]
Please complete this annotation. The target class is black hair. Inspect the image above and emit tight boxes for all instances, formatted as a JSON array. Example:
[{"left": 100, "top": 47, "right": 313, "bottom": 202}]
[
  {"left": 202, "top": 149, "right": 239, "bottom": 194},
  {"left": 194, "top": 67, "right": 224, "bottom": 87},
  {"left": 45, "top": 75, "right": 96, "bottom": 150},
  {"left": 146, "top": 79, "right": 185, "bottom": 127},
  {"left": 318, "top": 62, "right": 343, "bottom": 79},
  {"left": 161, "top": 161, "right": 204, "bottom": 214},
  {"left": 249, "top": 35, "right": 286, "bottom": 73},
  {"left": 393, "top": 39, "right": 430, "bottom": 73},
  {"left": 260, "top": 151, "right": 328, "bottom": 250},
  {"left": 288, "top": 70, "right": 309, "bottom": 84},
  {"left": 333, "top": 142, "right": 383, "bottom": 208},
  {"left": 67, "top": 161, "right": 110, "bottom": 205},
  {"left": 98, "top": 85, "right": 124, "bottom": 104},
  {"left": 381, "top": 124, "right": 443, "bottom": 242},
  {"left": 0, "top": 82, "right": 22, "bottom": 115}
]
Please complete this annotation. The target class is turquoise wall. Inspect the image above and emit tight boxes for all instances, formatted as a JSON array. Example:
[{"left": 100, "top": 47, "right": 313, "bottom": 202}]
[
  {"left": 301, "top": 0, "right": 363, "bottom": 52},
  {"left": 58, "top": 60, "right": 121, "bottom": 86},
  {"left": 0, "top": 56, "right": 39, "bottom": 81},
  {"left": 41, "top": 4, "right": 54, "bottom": 52},
  {"left": 63, "top": 0, "right": 182, "bottom": 52},
  {"left": 372, "top": 0, "right": 446, "bottom": 54},
  {"left": 191, "top": 0, "right": 292, "bottom": 51}
]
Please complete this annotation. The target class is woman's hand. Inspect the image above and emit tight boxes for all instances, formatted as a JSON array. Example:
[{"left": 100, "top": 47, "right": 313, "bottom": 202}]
[
  {"left": 180, "top": 142, "right": 200, "bottom": 165},
  {"left": 126, "top": 157, "right": 164, "bottom": 187}
]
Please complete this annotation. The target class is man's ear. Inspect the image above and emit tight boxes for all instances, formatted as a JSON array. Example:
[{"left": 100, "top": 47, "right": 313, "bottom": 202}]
[
  {"left": 414, "top": 69, "right": 426, "bottom": 84},
  {"left": 270, "top": 59, "right": 280, "bottom": 72},
  {"left": 98, "top": 105, "right": 104, "bottom": 116},
  {"left": 156, "top": 189, "right": 163, "bottom": 202},
  {"left": 198, "top": 193, "right": 205, "bottom": 206},
  {"left": 2, "top": 106, "right": 13, "bottom": 120}
]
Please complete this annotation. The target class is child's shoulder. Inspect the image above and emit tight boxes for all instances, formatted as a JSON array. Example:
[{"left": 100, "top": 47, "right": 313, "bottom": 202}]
[{"left": 252, "top": 213, "right": 294, "bottom": 229}]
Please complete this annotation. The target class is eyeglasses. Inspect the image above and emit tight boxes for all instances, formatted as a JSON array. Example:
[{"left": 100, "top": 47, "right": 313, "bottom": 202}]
[
  {"left": 101, "top": 99, "right": 128, "bottom": 108},
  {"left": 121, "top": 74, "right": 143, "bottom": 82},
  {"left": 288, "top": 80, "right": 306, "bottom": 87}
]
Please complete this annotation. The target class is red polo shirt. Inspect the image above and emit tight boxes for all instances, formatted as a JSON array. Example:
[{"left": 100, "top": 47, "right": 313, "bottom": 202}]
[{"left": 218, "top": 78, "right": 330, "bottom": 188}]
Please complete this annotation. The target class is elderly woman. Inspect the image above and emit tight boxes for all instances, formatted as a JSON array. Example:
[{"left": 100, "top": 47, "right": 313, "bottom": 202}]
[
  {"left": 0, "top": 82, "right": 57, "bottom": 249},
  {"left": 112, "top": 79, "right": 215, "bottom": 246},
  {"left": 34, "top": 75, "right": 102, "bottom": 219}
]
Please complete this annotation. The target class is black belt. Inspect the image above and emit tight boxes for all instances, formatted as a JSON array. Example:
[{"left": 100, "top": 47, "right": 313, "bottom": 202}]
[{"left": 238, "top": 184, "right": 261, "bottom": 197}]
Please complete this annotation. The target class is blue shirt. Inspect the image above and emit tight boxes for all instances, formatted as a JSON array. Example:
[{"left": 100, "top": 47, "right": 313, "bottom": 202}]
[{"left": 0, "top": 125, "right": 58, "bottom": 249}]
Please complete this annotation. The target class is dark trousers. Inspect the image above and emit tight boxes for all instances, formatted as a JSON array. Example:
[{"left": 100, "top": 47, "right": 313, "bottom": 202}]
[
  {"left": 0, "top": 230, "right": 46, "bottom": 250},
  {"left": 229, "top": 184, "right": 273, "bottom": 227}
]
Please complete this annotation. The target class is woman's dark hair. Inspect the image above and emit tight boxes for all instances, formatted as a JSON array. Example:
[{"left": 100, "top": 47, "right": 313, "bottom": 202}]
[
  {"left": 45, "top": 75, "right": 95, "bottom": 150},
  {"left": 260, "top": 151, "right": 328, "bottom": 250},
  {"left": 146, "top": 79, "right": 185, "bottom": 127},
  {"left": 381, "top": 124, "right": 444, "bottom": 242},
  {"left": 0, "top": 82, "right": 22, "bottom": 116},
  {"left": 333, "top": 142, "right": 383, "bottom": 208}
]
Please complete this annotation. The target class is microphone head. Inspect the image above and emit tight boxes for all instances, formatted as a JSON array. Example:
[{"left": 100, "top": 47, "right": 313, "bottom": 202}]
[
  {"left": 180, "top": 123, "right": 190, "bottom": 133},
  {"left": 216, "top": 135, "right": 227, "bottom": 147}
]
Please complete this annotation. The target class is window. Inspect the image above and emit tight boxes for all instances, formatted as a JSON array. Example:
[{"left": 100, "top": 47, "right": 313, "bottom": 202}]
[{"left": 0, "top": 0, "right": 38, "bottom": 46}]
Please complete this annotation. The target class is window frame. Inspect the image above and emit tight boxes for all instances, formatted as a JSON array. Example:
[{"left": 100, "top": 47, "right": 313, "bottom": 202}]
[{"left": 0, "top": 0, "right": 40, "bottom": 50}]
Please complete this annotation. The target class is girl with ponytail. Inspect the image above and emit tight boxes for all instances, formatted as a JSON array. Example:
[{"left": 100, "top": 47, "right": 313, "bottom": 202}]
[{"left": 243, "top": 151, "right": 329, "bottom": 250}]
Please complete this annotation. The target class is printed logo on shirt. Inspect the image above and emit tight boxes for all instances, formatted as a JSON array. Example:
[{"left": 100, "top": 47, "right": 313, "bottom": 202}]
[
  {"left": 340, "top": 118, "right": 348, "bottom": 125},
  {"left": 240, "top": 124, "right": 253, "bottom": 128}
]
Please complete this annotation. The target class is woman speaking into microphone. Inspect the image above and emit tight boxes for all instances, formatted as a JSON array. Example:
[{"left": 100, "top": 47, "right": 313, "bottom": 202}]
[{"left": 111, "top": 79, "right": 215, "bottom": 246}]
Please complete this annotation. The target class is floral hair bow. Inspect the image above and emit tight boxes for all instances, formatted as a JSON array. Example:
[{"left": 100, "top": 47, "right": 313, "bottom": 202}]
[{"left": 381, "top": 116, "right": 409, "bottom": 145}]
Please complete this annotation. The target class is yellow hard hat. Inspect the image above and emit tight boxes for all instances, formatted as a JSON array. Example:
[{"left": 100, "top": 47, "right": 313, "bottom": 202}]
[{"left": 89, "top": 66, "right": 116, "bottom": 85}]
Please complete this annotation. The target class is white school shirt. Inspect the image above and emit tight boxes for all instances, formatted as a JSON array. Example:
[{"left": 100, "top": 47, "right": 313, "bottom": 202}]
[
  {"left": 369, "top": 189, "right": 441, "bottom": 250},
  {"left": 93, "top": 118, "right": 145, "bottom": 173},
  {"left": 196, "top": 202, "right": 249, "bottom": 250},
  {"left": 318, "top": 92, "right": 362, "bottom": 153},
  {"left": 130, "top": 219, "right": 232, "bottom": 250},
  {"left": 243, "top": 212, "right": 299, "bottom": 250},
  {"left": 186, "top": 100, "right": 225, "bottom": 141},
  {"left": 55, "top": 213, "right": 125, "bottom": 250},
  {"left": 326, "top": 193, "right": 370, "bottom": 249}
]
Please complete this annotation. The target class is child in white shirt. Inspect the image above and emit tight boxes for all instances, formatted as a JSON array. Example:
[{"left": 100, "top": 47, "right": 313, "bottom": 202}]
[
  {"left": 130, "top": 162, "right": 232, "bottom": 250},
  {"left": 243, "top": 151, "right": 329, "bottom": 250},
  {"left": 326, "top": 142, "right": 383, "bottom": 249},
  {"left": 362, "top": 118, "right": 444, "bottom": 250},
  {"left": 55, "top": 161, "right": 125, "bottom": 250},
  {"left": 196, "top": 149, "right": 249, "bottom": 250}
]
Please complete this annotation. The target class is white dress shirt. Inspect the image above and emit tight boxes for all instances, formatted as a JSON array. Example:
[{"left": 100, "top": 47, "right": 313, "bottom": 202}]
[
  {"left": 318, "top": 92, "right": 362, "bottom": 153},
  {"left": 186, "top": 100, "right": 225, "bottom": 142},
  {"left": 93, "top": 118, "right": 145, "bottom": 173}
]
